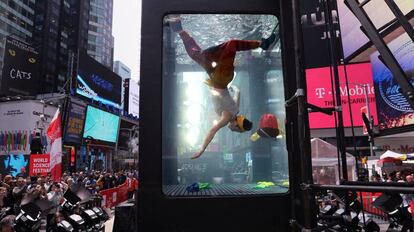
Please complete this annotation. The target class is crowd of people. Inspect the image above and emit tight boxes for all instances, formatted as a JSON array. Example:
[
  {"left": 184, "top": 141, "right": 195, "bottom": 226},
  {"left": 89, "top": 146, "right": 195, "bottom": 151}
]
[{"left": 0, "top": 170, "right": 138, "bottom": 231}]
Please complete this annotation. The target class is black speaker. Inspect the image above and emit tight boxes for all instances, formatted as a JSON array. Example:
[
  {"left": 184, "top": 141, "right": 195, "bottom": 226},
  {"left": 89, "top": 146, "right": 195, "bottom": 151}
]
[
  {"left": 113, "top": 202, "right": 136, "bottom": 232},
  {"left": 372, "top": 193, "right": 402, "bottom": 213}
]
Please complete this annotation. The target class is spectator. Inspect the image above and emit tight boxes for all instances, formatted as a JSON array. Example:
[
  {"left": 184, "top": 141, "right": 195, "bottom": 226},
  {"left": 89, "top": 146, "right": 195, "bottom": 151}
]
[
  {"left": 12, "top": 177, "right": 27, "bottom": 214},
  {"left": 47, "top": 183, "right": 63, "bottom": 231},
  {"left": 85, "top": 175, "right": 97, "bottom": 194},
  {"left": 127, "top": 173, "right": 139, "bottom": 199},
  {"left": 116, "top": 171, "right": 127, "bottom": 186},
  {"left": 0, "top": 215, "right": 15, "bottom": 232}
]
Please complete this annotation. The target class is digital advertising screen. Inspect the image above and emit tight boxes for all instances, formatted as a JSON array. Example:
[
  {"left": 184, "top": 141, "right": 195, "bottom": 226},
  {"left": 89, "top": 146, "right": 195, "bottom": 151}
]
[
  {"left": 0, "top": 154, "right": 30, "bottom": 177},
  {"left": 306, "top": 63, "right": 378, "bottom": 129},
  {"left": 83, "top": 105, "right": 120, "bottom": 144},
  {"left": 371, "top": 32, "right": 414, "bottom": 132},
  {"left": 337, "top": 0, "right": 414, "bottom": 60},
  {"left": 76, "top": 53, "right": 122, "bottom": 109}
]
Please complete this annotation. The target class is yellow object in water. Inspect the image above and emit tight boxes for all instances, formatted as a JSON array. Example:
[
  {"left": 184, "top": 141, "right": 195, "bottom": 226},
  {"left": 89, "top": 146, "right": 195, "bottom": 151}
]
[
  {"left": 250, "top": 132, "right": 260, "bottom": 142},
  {"left": 257, "top": 181, "right": 275, "bottom": 187}
]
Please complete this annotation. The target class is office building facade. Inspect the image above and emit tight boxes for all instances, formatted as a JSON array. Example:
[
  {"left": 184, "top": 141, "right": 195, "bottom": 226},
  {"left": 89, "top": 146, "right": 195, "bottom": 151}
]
[
  {"left": 87, "top": 0, "right": 114, "bottom": 69},
  {"left": 33, "top": 0, "right": 90, "bottom": 93}
]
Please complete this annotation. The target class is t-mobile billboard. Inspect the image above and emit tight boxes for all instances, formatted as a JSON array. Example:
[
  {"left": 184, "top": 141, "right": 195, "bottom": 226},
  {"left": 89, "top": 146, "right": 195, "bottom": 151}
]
[{"left": 306, "top": 63, "right": 378, "bottom": 129}]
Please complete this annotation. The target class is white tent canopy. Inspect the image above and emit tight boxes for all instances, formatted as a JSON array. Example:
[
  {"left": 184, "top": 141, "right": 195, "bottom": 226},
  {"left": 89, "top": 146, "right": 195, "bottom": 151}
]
[
  {"left": 311, "top": 138, "right": 355, "bottom": 166},
  {"left": 380, "top": 150, "right": 414, "bottom": 160}
]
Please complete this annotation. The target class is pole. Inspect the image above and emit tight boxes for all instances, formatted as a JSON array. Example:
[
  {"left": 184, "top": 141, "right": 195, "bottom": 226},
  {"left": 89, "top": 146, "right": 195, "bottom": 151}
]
[{"left": 363, "top": 84, "right": 375, "bottom": 157}]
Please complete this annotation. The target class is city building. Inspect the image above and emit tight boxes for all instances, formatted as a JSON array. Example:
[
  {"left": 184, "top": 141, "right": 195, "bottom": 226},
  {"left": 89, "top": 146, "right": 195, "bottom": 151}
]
[
  {"left": 113, "top": 60, "right": 131, "bottom": 79},
  {"left": 87, "top": 0, "right": 114, "bottom": 69},
  {"left": 33, "top": 0, "right": 90, "bottom": 93},
  {"left": 113, "top": 60, "right": 131, "bottom": 108},
  {"left": 0, "top": 0, "right": 35, "bottom": 80}
]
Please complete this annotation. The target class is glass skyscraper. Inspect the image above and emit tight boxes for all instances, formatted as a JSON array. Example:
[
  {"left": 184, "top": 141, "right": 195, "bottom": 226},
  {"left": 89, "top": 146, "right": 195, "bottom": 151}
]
[{"left": 87, "top": 0, "right": 114, "bottom": 69}]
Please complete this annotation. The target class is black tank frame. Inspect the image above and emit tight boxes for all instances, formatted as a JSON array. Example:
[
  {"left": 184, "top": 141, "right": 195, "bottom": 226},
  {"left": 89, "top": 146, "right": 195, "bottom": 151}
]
[{"left": 138, "top": 0, "right": 316, "bottom": 231}]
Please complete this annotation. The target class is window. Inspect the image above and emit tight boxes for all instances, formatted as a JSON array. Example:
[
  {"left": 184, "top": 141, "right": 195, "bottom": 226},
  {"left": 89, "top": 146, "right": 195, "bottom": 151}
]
[{"left": 162, "top": 14, "right": 287, "bottom": 197}]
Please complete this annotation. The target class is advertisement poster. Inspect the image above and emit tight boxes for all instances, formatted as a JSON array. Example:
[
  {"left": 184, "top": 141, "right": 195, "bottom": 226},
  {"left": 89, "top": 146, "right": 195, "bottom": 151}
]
[
  {"left": 76, "top": 53, "right": 122, "bottom": 109},
  {"left": 29, "top": 154, "right": 50, "bottom": 176},
  {"left": 306, "top": 63, "right": 378, "bottom": 129},
  {"left": 0, "top": 154, "right": 30, "bottom": 177},
  {"left": 1, "top": 37, "right": 39, "bottom": 96},
  {"left": 0, "top": 100, "right": 57, "bottom": 154},
  {"left": 64, "top": 98, "right": 86, "bottom": 144},
  {"left": 337, "top": 0, "right": 414, "bottom": 60},
  {"left": 371, "top": 33, "right": 414, "bottom": 130}
]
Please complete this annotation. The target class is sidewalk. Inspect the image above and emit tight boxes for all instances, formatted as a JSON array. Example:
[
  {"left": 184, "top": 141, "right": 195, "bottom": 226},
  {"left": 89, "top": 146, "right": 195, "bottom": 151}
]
[{"left": 104, "top": 212, "right": 115, "bottom": 232}]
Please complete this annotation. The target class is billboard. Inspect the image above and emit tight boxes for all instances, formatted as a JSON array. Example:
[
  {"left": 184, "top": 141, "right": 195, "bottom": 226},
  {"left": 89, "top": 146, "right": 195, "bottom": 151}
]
[
  {"left": 0, "top": 100, "right": 57, "bottom": 155},
  {"left": 306, "top": 63, "right": 378, "bottom": 129},
  {"left": 1, "top": 37, "right": 39, "bottom": 96},
  {"left": 76, "top": 53, "right": 122, "bottom": 108},
  {"left": 0, "top": 153, "right": 30, "bottom": 177},
  {"left": 337, "top": 0, "right": 414, "bottom": 60},
  {"left": 83, "top": 105, "right": 120, "bottom": 144},
  {"left": 64, "top": 98, "right": 86, "bottom": 144},
  {"left": 123, "top": 79, "right": 139, "bottom": 117},
  {"left": 371, "top": 33, "right": 414, "bottom": 131},
  {"left": 300, "top": 0, "right": 342, "bottom": 68}
]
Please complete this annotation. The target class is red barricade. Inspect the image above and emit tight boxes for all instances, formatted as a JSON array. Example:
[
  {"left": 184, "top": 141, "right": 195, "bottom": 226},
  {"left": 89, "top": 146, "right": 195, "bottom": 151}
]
[
  {"left": 99, "top": 181, "right": 130, "bottom": 208},
  {"left": 360, "top": 192, "right": 387, "bottom": 218}
]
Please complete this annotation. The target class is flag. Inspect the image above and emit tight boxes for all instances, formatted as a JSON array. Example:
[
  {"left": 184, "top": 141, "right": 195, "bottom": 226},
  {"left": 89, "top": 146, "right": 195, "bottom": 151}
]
[{"left": 47, "top": 108, "right": 63, "bottom": 181}]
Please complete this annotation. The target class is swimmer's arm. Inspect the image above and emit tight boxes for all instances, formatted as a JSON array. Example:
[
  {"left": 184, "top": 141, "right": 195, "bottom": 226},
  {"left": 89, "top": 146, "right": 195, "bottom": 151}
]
[
  {"left": 231, "top": 86, "right": 240, "bottom": 107},
  {"left": 192, "top": 111, "right": 232, "bottom": 159}
]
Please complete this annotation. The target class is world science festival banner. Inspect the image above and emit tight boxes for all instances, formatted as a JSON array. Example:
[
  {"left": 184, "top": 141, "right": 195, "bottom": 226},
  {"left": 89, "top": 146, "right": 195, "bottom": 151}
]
[
  {"left": 1, "top": 37, "right": 39, "bottom": 96},
  {"left": 76, "top": 53, "right": 122, "bottom": 109},
  {"left": 371, "top": 33, "right": 414, "bottom": 131}
]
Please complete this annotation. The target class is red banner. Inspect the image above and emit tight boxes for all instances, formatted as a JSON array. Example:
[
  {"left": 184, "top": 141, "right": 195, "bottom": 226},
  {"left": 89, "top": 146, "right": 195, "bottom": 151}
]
[
  {"left": 99, "top": 181, "right": 129, "bottom": 208},
  {"left": 29, "top": 154, "right": 50, "bottom": 176}
]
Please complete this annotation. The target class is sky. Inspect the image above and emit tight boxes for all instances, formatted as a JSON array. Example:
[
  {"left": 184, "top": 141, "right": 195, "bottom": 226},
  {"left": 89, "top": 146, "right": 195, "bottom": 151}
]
[{"left": 112, "top": 0, "right": 141, "bottom": 81}]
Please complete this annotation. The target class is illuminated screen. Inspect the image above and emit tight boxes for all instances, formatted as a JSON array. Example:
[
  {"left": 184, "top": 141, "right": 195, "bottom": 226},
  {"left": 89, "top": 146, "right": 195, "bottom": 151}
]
[
  {"left": 338, "top": 0, "right": 414, "bottom": 60},
  {"left": 83, "top": 106, "right": 120, "bottom": 143},
  {"left": 306, "top": 63, "right": 377, "bottom": 129},
  {"left": 371, "top": 33, "right": 414, "bottom": 131},
  {"left": 76, "top": 53, "right": 122, "bottom": 109}
]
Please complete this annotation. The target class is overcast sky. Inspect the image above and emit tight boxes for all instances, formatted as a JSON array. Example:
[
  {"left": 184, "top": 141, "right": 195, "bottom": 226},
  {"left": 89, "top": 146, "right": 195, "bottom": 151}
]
[{"left": 112, "top": 0, "right": 141, "bottom": 81}]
